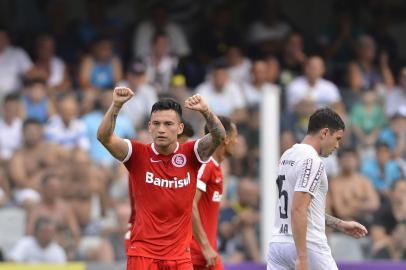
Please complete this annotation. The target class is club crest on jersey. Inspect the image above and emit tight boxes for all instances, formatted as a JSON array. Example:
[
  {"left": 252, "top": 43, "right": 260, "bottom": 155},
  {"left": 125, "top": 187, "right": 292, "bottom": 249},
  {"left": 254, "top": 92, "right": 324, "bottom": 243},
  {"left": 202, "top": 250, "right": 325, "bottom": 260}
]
[{"left": 172, "top": 153, "right": 187, "bottom": 167}]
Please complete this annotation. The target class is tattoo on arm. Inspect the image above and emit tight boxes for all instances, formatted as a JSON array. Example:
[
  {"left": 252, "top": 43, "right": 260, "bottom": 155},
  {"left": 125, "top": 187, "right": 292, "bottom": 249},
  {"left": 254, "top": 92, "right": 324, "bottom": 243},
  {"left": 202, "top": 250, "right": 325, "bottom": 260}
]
[
  {"left": 97, "top": 104, "right": 121, "bottom": 143},
  {"left": 197, "top": 110, "right": 226, "bottom": 161},
  {"left": 325, "top": 214, "right": 342, "bottom": 230}
]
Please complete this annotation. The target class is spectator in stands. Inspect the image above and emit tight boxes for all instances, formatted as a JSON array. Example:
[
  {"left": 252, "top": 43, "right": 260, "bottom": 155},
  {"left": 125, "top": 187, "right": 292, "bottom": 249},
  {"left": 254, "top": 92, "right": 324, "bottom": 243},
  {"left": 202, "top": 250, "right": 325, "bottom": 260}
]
[
  {"left": 8, "top": 217, "right": 67, "bottom": 263},
  {"left": 0, "top": 93, "right": 23, "bottom": 161},
  {"left": 78, "top": 37, "right": 123, "bottom": 91},
  {"left": 26, "top": 174, "right": 80, "bottom": 260},
  {"left": 318, "top": 7, "right": 362, "bottom": 69},
  {"left": 108, "top": 201, "right": 131, "bottom": 261},
  {"left": 226, "top": 45, "right": 252, "bottom": 84},
  {"left": 278, "top": 32, "right": 306, "bottom": 87},
  {"left": 45, "top": 93, "right": 90, "bottom": 151},
  {"left": 350, "top": 89, "right": 386, "bottom": 148},
  {"left": 8, "top": 119, "right": 66, "bottom": 208},
  {"left": 385, "top": 67, "right": 406, "bottom": 117},
  {"left": 280, "top": 96, "right": 317, "bottom": 151},
  {"left": 144, "top": 32, "right": 178, "bottom": 93},
  {"left": 132, "top": 2, "right": 190, "bottom": 58},
  {"left": 65, "top": 150, "right": 113, "bottom": 262},
  {"left": 378, "top": 111, "right": 406, "bottom": 160},
  {"left": 26, "top": 34, "right": 70, "bottom": 92},
  {"left": 355, "top": 35, "right": 394, "bottom": 89},
  {"left": 120, "top": 60, "right": 158, "bottom": 130},
  {"left": 285, "top": 56, "right": 343, "bottom": 114},
  {"left": 218, "top": 178, "right": 261, "bottom": 262},
  {"left": 361, "top": 142, "right": 402, "bottom": 193},
  {"left": 82, "top": 89, "right": 135, "bottom": 167},
  {"left": 241, "top": 59, "right": 280, "bottom": 107},
  {"left": 265, "top": 55, "right": 280, "bottom": 85},
  {"left": 247, "top": 0, "right": 291, "bottom": 55},
  {"left": 341, "top": 62, "right": 366, "bottom": 112},
  {"left": 196, "top": 62, "right": 247, "bottom": 123},
  {"left": 370, "top": 180, "right": 406, "bottom": 259},
  {"left": 330, "top": 147, "right": 380, "bottom": 228},
  {"left": 0, "top": 29, "right": 33, "bottom": 97},
  {"left": 22, "top": 78, "right": 55, "bottom": 124}
]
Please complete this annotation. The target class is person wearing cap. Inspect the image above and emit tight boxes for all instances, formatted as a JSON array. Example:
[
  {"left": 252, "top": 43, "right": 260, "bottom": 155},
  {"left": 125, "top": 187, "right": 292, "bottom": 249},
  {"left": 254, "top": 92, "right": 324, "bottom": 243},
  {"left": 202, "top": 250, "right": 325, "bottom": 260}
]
[{"left": 118, "top": 60, "right": 158, "bottom": 131}]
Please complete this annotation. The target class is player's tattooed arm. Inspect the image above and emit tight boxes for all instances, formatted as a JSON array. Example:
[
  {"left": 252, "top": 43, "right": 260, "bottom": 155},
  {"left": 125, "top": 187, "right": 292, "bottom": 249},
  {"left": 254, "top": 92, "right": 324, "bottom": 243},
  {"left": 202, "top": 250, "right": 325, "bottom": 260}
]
[
  {"left": 184, "top": 94, "right": 226, "bottom": 161},
  {"left": 325, "top": 214, "right": 343, "bottom": 230},
  {"left": 198, "top": 109, "right": 226, "bottom": 161}
]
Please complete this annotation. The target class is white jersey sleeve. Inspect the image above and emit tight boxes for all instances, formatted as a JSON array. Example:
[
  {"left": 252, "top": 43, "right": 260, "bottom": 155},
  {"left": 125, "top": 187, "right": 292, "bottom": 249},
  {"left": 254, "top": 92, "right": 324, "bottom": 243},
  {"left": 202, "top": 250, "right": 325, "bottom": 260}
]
[{"left": 294, "top": 158, "right": 324, "bottom": 197}]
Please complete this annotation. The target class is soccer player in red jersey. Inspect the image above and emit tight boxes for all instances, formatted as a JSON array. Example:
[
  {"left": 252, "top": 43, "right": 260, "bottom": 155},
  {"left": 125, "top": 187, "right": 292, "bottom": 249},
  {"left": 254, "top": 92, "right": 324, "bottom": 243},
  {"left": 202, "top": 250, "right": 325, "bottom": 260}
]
[
  {"left": 97, "top": 87, "right": 226, "bottom": 270},
  {"left": 191, "top": 116, "right": 238, "bottom": 270}
]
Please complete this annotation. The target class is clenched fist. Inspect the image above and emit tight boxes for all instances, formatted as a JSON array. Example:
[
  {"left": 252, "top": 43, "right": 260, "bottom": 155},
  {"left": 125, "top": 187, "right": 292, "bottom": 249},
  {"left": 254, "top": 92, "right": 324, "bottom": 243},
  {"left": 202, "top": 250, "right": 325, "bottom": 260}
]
[
  {"left": 184, "top": 94, "right": 209, "bottom": 113},
  {"left": 113, "top": 87, "right": 134, "bottom": 107}
]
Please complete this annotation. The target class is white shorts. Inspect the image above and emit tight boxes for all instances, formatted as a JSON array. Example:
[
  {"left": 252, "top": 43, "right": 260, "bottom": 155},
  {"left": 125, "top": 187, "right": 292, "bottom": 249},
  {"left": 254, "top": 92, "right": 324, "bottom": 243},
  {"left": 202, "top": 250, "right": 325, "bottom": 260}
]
[{"left": 267, "top": 242, "right": 338, "bottom": 270}]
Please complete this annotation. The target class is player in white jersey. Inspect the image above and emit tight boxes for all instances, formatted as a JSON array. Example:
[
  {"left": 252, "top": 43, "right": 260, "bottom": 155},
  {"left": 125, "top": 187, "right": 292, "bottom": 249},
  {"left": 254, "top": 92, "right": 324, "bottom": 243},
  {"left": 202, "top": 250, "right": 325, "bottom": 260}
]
[{"left": 267, "top": 108, "right": 368, "bottom": 270}]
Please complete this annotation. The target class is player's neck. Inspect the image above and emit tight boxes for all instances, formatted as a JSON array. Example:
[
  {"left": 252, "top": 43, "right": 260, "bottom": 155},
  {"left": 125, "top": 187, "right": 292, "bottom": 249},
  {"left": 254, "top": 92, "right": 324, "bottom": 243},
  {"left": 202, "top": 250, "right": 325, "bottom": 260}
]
[
  {"left": 302, "top": 135, "right": 321, "bottom": 155},
  {"left": 212, "top": 151, "right": 224, "bottom": 164},
  {"left": 155, "top": 142, "right": 178, "bottom": 155}
]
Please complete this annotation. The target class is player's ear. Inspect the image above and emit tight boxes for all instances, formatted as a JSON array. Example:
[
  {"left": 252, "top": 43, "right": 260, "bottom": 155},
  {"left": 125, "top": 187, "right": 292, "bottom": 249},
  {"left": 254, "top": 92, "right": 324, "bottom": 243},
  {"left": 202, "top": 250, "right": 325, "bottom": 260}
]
[
  {"left": 223, "top": 135, "right": 230, "bottom": 145},
  {"left": 320, "top": 128, "right": 329, "bottom": 139},
  {"left": 178, "top": 122, "right": 184, "bottom": 135}
]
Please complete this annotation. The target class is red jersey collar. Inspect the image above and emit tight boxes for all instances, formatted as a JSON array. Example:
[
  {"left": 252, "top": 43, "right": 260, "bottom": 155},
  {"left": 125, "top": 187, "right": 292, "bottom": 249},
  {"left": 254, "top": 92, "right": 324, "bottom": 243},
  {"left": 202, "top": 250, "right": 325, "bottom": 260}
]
[
  {"left": 151, "top": 142, "right": 179, "bottom": 155},
  {"left": 210, "top": 157, "right": 220, "bottom": 167}
]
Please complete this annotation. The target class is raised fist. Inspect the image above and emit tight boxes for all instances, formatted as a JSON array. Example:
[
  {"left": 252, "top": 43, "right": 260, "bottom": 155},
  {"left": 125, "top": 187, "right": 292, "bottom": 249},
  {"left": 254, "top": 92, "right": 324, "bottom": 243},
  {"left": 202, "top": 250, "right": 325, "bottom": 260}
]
[
  {"left": 113, "top": 87, "right": 134, "bottom": 107},
  {"left": 184, "top": 94, "right": 209, "bottom": 113}
]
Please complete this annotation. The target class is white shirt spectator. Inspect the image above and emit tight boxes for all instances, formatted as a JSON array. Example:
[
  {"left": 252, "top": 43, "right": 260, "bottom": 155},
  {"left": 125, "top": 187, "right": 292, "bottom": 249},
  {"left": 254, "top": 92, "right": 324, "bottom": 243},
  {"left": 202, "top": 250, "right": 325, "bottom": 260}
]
[
  {"left": 44, "top": 115, "right": 90, "bottom": 151},
  {"left": 228, "top": 58, "right": 252, "bottom": 83},
  {"left": 0, "top": 46, "right": 32, "bottom": 95},
  {"left": 119, "top": 82, "right": 158, "bottom": 129},
  {"left": 133, "top": 22, "right": 190, "bottom": 58},
  {"left": 47, "top": 56, "right": 66, "bottom": 88},
  {"left": 286, "top": 76, "right": 341, "bottom": 112},
  {"left": 144, "top": 55, "right": 178, "bottom": 93},
  {"left": 196, "top": 81, "right": 246, "bottom": 117},
  {"left": 242, "top": 82, "right": 280, "bottom": 107},
  {"left": 0, "top": 117, "right": 22, "bottom": 160},
  {"left": 385, "top": 87, "right": 406, "bottom": 117},
  {"left": 8, "top": 236, "right": 66, "bottom": 263}
]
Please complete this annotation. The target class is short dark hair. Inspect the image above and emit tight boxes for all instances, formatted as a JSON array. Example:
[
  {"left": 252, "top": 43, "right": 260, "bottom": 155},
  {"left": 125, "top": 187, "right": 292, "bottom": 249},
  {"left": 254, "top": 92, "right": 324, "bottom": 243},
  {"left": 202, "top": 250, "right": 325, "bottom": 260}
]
[
  {"left": 4, "top": 93, "right": 20, "bottom": 103},
  {"left": 375, "top": 141, "right": 390, "bottom": 150},
  {"left": 23, "top": 118, "right": 42, "bottom": 130},
  {"left": 307, "top": 108, "right": 345, "bottom": 134},
  {"left": 205, "top": 116, "right": 233, "bottom": 135},
  {"left": 150, "top": 98, "right": 182, "bottom": 119}
]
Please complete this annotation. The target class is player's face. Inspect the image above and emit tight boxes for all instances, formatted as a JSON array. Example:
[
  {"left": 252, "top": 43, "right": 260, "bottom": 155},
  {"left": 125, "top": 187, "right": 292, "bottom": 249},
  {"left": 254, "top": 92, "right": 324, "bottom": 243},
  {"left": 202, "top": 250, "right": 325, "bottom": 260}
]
[
  {"left": 149, "top": 110, "right": 184, "bottom": 147},
  {"left": 320, "top": 128, "right": 343, "bottom": 157},
  {"left": 225, "top": 124, "right": 238, "bottom": 157}
]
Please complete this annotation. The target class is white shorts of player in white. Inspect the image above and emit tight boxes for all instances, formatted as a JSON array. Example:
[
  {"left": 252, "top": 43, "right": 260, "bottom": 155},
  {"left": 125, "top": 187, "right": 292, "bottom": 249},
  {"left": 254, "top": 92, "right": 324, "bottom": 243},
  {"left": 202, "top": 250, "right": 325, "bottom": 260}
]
[{"left": 267, "top": 242, "right": 338, "bottom": 270}]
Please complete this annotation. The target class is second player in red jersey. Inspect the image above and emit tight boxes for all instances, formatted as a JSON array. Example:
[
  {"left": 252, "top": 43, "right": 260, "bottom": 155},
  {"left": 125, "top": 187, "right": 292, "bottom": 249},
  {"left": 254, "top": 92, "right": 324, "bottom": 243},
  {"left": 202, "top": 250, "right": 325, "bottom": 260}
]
[
  {"left": 191, "top": 116, "right": 238, "bottom": 270},
  {"left": 97, "top": 87, "right": 226, "bottom": 270}
]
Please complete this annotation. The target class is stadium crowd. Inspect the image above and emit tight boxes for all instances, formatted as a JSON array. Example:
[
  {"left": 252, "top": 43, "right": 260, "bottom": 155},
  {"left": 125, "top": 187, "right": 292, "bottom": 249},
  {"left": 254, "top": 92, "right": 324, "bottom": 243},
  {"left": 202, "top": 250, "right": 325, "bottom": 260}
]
[{"left": 0, "top": 0, "right": 406, "bottom": 264}]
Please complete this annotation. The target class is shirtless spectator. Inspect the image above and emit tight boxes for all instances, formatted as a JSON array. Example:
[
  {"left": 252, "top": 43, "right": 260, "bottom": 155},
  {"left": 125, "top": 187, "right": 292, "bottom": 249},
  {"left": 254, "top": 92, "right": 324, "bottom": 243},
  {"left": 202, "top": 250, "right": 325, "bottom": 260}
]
[
  {"left": 45, "top": 93, "right": 90, "bottom": 151},
  {"left": 65, "top": 149, "right": 113, "bottom": 262},
  {"left": 8, "top": 119, "right": 67, "bottom": 208},
  {"left": 330, "top": 147, "right": 380, "bottom": 228},
  {"left": 0, "top": 167, "right": 10, "bottom": 207},
  {"left": 0, "top": 93, "right": 23, "bottom": 162},
  {"left": 26, "top": 174, "right": 80, "bottom": 260}
]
